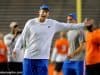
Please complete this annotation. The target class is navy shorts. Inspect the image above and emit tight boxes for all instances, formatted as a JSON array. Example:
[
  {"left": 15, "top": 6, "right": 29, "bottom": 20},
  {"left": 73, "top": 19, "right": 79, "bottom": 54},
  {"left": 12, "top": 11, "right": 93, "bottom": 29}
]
[
  {"left": 23, "top": 58, "right": 48, "bottom": 75},
  {"left": 62, "top": 60, "right": 84, "bottom": 75},
  {"left": 55, "top": 62, "right": 63, "bottom": 72}
]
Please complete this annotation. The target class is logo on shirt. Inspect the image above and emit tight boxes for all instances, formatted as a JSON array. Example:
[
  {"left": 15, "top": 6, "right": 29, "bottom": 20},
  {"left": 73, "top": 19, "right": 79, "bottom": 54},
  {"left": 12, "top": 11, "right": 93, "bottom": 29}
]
[{"left": 48, "top": 26, "right": 51, "bottom": 28}]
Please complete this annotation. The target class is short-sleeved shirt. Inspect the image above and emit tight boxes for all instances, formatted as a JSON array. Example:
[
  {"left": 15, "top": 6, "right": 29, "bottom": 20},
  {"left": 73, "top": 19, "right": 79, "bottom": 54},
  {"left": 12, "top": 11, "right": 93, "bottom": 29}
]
[
  {"left": 55, "top": 38, "right": 69, "bottom": 55},
  {"left": 85, "top": 29, "right": 100, "bottom": 65}
]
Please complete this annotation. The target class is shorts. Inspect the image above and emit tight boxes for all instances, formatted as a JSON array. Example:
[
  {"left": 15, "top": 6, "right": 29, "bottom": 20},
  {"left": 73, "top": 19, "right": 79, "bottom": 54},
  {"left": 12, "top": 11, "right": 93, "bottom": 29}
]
[
  {"left": 86, "top": 63, "right": 100, "bottom": 75},
  {"left": 55, "top": 62, "right": 63, "bottom": 72},
  {"left": 62, "top": 60, "right": 84, "bottom": 75},
  {"left": 23, "top": 58, "right": 48, "bottom": 75}
]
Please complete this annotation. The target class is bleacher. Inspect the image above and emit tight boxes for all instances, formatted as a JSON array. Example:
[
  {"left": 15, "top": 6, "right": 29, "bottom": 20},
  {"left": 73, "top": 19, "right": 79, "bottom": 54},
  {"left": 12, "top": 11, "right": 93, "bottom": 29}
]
[{"left": 0, "top": 0, "right": 99, "bottom": 34}]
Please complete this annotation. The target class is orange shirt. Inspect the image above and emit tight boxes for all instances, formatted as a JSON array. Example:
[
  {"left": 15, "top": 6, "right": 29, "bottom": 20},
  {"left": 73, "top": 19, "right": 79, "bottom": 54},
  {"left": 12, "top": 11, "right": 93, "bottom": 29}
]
[
  {"left": 0, "top": 40, "right": 8, "bottom": 62},
  {"left": 55, "top": 38, "right": 69, "bottom": 55},
  {"left": 85, "top": 29, "right": 100, "bottom": 65}
]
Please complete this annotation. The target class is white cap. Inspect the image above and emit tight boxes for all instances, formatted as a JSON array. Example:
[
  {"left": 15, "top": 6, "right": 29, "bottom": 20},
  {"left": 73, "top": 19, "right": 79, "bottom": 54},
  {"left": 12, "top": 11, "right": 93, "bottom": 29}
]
[{"left": 9, "top": 22, "right": 18, "bottom": 28}]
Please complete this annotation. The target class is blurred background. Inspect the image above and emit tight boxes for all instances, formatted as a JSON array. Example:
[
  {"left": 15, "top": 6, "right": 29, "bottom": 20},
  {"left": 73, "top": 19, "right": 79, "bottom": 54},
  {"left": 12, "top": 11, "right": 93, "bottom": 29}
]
[{"left": 0, "top": 0, "right": 100, "bottom": 34}]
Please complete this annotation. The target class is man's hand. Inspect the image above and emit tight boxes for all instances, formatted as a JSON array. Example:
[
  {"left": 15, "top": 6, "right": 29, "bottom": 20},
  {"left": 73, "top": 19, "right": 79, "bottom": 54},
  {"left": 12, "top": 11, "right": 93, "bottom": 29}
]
[
  {"left": 84, "top": 18, "right": 94, "bottom": 27},
  {"left": 67, "top": 54, "right": 73, "bottom": 59}
]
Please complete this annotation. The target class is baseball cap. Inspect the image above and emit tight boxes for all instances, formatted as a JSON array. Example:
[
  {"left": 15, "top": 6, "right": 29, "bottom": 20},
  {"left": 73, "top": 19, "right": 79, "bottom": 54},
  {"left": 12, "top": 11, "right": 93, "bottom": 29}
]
[
  {"left": 9, "top": 22, "right": 18, "bottom": 28},
  {"left": 40, "top": 4, "right": 49, "bottom": 11},
  {"left": 68, "top": 13, "right": 77, "bottom": 20}
]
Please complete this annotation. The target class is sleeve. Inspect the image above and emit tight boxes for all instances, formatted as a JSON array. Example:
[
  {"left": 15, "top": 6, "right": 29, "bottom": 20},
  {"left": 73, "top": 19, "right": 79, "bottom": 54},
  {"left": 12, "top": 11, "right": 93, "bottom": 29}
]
[
  {"left": 13, "top": 20, "right": 30, "bottom": 51},
  {"left": 50, "top": 48, "right": 57, "bottom": 62},
  {"left": 50, "top": 40, "right": 58, "bottom": 62},
  {"left": 55, "top": 21, "right": 85, "bottom": 32},
  {"left": 4, "top": 35, "right": 13, "bottom": 47}
]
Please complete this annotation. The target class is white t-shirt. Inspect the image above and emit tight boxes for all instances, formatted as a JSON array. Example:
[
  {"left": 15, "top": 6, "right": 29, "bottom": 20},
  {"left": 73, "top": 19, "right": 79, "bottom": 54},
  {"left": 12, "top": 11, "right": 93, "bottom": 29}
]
[
  {"left": 51, "top": 48, "right": 67, "bottom": 62},
  {"left": 4, "top": 33, "right": 14, "bottom": 62},
  {"left": 14, "top": 18, "right": 84, "bottom": 59}
]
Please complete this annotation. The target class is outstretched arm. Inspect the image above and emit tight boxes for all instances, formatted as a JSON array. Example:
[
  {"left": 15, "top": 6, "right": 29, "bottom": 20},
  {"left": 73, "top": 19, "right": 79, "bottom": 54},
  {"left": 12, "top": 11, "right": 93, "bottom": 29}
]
[
  {"left": 55, "top": 22, "right": 85, "bottom": 32},
  {"left": 55, "top": 19, "right": 91, "bottom": 32},
  {"left": 67, "top": 41, "right": 85, "bottom": 59}
]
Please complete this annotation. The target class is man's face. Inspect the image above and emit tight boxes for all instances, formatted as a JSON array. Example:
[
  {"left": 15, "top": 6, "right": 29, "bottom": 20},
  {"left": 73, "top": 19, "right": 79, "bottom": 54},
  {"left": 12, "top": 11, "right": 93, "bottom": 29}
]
[
  {"left": 11, "top": 25, "right": 20, "bottom": 34},
  {"left": 86, "top": 19, "right": 95, "bottom": 32},
  {"left": 67, "top": 16, "right": 73, "bottom": 23},
  {"left": 39, "top": 9, "right": 49, "bottom": 19},
  {"left": 67, "top": 16, "right": 76, "bottom": 23}
]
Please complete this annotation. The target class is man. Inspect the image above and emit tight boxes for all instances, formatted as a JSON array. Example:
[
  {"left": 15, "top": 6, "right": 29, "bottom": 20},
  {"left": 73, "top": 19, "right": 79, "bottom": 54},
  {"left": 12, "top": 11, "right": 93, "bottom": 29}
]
[
  {"left": 4, "top": 22, "right": 21, "bottom": 62},
  {"left": 63, "top": 18, "right": 100, "bottom": 75},
  {"left": 13, "top": 5, "right": 91, "bottom": 75},
  {"left": 63, "top": 13, "right": 85, "bottom": 75},
  {"left": 85, "top": 19, "right": 100, "bottom": 75},
  {"left": 51, "top": 31, "right": 69, "bottom": 75}
]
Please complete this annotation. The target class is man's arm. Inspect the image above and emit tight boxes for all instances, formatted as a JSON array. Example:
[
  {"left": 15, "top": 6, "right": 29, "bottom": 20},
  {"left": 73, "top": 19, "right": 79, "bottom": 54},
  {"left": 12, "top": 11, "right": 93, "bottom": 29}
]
[
  {"left": 67, "top": 41, "right": 85, "bottom": 59},
  {"left": 54, "top": 19, "right": 92, "bottom": 32},
  {"left": 55, "top": 21, "right": 85, "bottom": 32}
]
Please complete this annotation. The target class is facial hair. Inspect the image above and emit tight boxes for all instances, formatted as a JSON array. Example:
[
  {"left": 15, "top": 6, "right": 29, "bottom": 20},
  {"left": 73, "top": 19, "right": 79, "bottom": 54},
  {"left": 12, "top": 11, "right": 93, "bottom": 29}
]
[{"left": 86, "top": 24, "right": 93, "bottom": 32}]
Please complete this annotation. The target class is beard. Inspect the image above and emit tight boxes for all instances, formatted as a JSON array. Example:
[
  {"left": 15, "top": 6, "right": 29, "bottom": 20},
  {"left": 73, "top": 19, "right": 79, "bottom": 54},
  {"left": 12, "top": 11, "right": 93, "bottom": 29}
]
[{"left": 86, "top": 25, "right": 93, "bottom": 32}]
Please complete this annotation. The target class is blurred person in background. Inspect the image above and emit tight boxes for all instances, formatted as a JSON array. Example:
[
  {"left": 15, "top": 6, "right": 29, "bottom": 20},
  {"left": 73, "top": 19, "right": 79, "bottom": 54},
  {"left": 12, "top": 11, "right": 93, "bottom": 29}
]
[
  {"left": 4, "top": 22, "right": 23, "bottom": 72},
  {"left": 63, "top": 13, "right": 85, "bottom": 75},
  {"left": 85, "top": 18, "right": 100, "bottom": 75},
  {"left": 50, "top": 31, "right": 69, "bottom": 75},
  {"left": 4, "top": 22, "right": 22, "bottom": 62},
  {"left": 0, "top": 32, "right": 8, "bottom": 63}
]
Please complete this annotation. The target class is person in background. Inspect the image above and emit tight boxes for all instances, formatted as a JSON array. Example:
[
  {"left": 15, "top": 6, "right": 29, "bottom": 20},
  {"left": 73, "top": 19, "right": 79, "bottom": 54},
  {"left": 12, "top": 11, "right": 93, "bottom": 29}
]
[
  {"left": 51, "top": 31, "right": 69, "bottom": 75},
  {"left": 4, "top": 22, "right": 21, "bottom": 62},
  {"left": 85, "top": 18, "right": 100, "bottom": 75},
  {"left": 0, "top": 32, "right": 8, "bottom": 63},
  {"left": 63, "top": 13, "right": 85, "bottom": 75}
]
